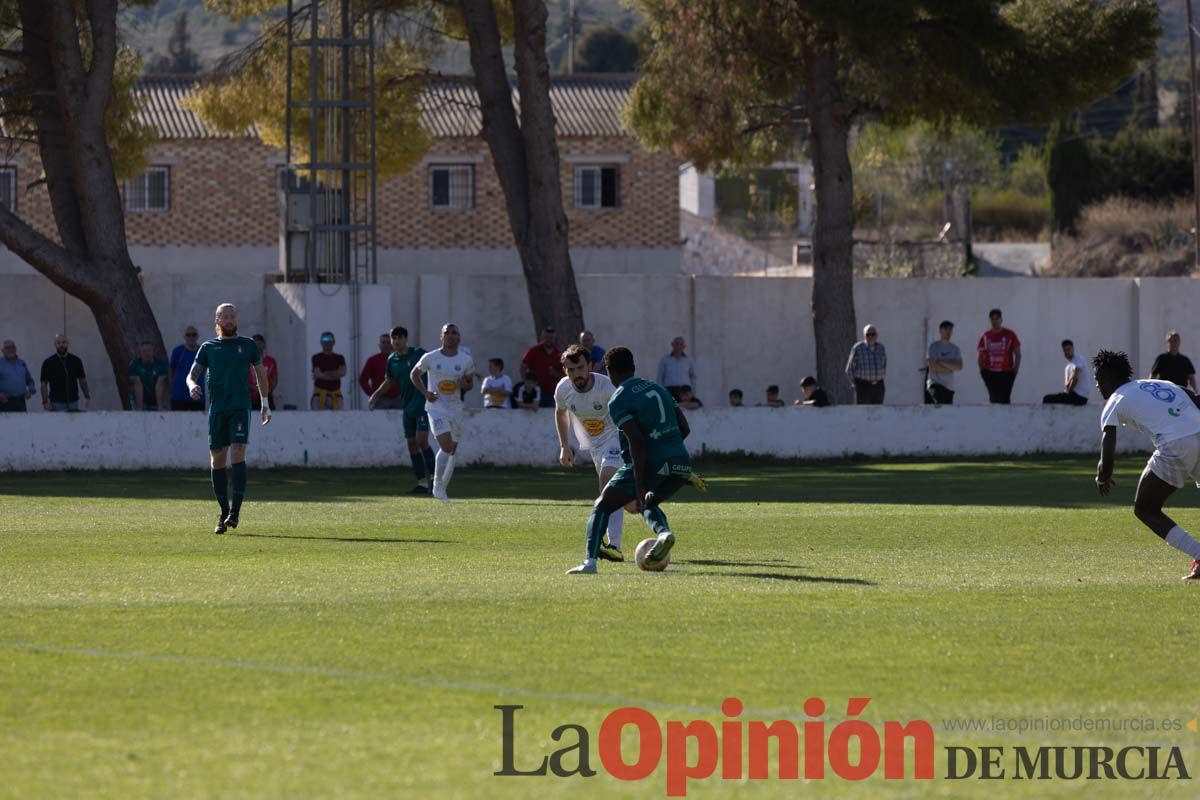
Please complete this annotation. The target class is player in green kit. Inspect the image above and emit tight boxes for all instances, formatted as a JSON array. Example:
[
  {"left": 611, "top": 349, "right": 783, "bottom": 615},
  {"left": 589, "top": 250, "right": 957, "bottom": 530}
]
[
  {"left": 368, "top": 325, "right": 435, "bottom": 494},
  {"left": 188, "top": 303, "right": 271, "bottom": 534},
  {"left": 567, "top": 346, "right": 694, "bottom": 574}
]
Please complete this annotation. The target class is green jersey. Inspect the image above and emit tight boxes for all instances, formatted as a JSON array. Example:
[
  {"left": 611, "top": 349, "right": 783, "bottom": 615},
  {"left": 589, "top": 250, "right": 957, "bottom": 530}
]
[
  {"left": 128, "top": 358, "right": 168, "bottom": 405},
  {"left": 608, "top": 377, "right": 688, "bottom": 464},
  {"left": 195, "top": 336, "right": 261, "bottom": 414},
  {"left": 387, "top": 346, "right": 426, "bottom": 415}
]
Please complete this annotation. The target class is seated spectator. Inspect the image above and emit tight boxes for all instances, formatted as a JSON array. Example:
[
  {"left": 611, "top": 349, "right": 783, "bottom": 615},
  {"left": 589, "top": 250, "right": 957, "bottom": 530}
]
[
  {"left": 512, "top": 364, "right": 542, "bottom": 410},
  {"left": 361, "top": 333, "right": 403, "bottom": 410},
  {"left": 311, "top": 331, "right": 346, "bottom": 410},
  {"left": 481, "top": 357, "right": 513, "bottom": 409},
  {"left": 41, "top": 334, "right": 89, "bottom": 411},
  {"left": 728, "top": 388, "right": 744, "bottom": 407},
  {"left": 522, "top": 327, "right": 562, "bottom": 408},
  {"left": 580, "top": 331, "right": 606, "bottom": 375},
  {"left": 249, "top": 334, "right": 278, "bottom": 411},
  {"left": 677, "top": 385, "right": 703, "bottom": 410},
  {"left": 1043, "top": 339, "right": 1090, "bottom": 406},
  {"left": 763, "top": 385, "right": 785, "bottom": 408},
  {"left": 0, "top": 339, "right": 36, "bottom": 412},
  {"left": 129, "top": 341, "right": 168, "bottom": 411},
  {"left": 795, "top": 376, "right": 830, "bottom": 407}
]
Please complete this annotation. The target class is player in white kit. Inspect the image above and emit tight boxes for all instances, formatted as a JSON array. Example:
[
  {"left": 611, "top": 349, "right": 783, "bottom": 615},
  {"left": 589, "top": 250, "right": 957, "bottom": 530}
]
[
  {"left": 411, "top": 323, "right": 475, "bottom": 504},
  {"left": 555, "top": 344, "right": 625, "bottom": 561},
  {"left": 1093, "top": 350, "right": 1200, "bottom": 580}
]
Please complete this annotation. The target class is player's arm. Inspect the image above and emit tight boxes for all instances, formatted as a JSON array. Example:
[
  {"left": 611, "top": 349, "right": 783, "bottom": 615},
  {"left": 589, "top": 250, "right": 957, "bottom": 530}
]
[
  {"left": 186, "top": 360, "right": 206, "bottom": 400},
  {"left": 675, "top": 406, "right": 691, "bottom": 440},
  {"left": 368, "top": 377, "right": 395, "bottom": 410},
  {"left": 620, "top": 418, "right": 651, "bottom": 510},
  {"left": 411, "top": 365, "right": 435, "bottom": 402},
  {"left": 1096, "top": 425, "right": 1118, "bottom": 495},
  {"left": 252, "top": 362, "right": 272, "bottom": 423},
  {"left": 555, "top": 408, "right": 574, "bottom": 467}
]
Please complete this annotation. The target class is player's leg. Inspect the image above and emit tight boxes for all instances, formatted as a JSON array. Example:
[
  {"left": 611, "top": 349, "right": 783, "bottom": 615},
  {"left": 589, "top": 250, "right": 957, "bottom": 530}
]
[
  {"left": 403, "top": 412, "right": 429, "bottom": 493},
  {"left": 415, "top": 424, "right": 435, "bottom": 486},
  {"left": 208, "top": 410, "right": 232, "bottom": 533},
  {"left": 225, "top": 410, "right": 251, "bottom": 528},
  {"left": 568, "top": 478, "right": 635, "bottom": 575},
  {"left": 596, "top": 452, "right": 625, "bottom": 560},
  {"left": 643, "top": 462, "right": 694, "bottom": 564},
  {"left": 441, "top": 417, "right": 462, "bottom": 487},
  {"left": 1135, "top": 449, "right": 1200, "bottom": 578},
  {"left": 429, "top": 413, "right": 457, "bottom": 503}
]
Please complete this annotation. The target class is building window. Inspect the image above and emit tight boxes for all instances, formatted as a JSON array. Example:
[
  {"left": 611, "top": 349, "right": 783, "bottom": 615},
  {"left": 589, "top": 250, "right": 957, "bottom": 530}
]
[
  {"left": 574, "top": 165, "right": 619, "bottom": 209},
  {"left": 125, "top": 166, "right": 170, "bottom": 212},
  {"left": 0, "top": 166, "right": 14, "bottom": 212},
  {"left": 429, "top": 165, "right": 474, "bottom": 211}
]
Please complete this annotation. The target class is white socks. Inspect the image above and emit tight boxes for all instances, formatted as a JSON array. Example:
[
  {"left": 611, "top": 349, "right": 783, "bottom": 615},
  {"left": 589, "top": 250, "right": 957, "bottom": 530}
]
[
  {"left": 442, "top": 453, "right": 455, "bottom": 487},
  {"left": 1165, "top": 526, "right": 1200, "bottom": 559},
  {"left": 607, "top": 509, "right": 624, "bottom": 549},
  {"left": 434, "top": 450, "right": 448, "bottom": 486}
]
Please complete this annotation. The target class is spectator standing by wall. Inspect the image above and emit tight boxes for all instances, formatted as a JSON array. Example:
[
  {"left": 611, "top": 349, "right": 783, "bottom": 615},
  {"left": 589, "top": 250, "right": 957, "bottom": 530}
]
[
  {"left": 1150, "top": 331, "right": 1197, "bottom": 391},
  {"left": 40, "top": 334, "right": 89, "bottom": 411},
  {"left": 580, "top": 331, "right": 606, "bottom": 374},
  {"left": 795, "top": 376, "right": 830, "bottom": 407},
  {"left": 360, "top": 333, "right": 403, "bottom": 410},
  {"left": 522, "top": 327, "right": 563, "bottom": 408},
  {"left": 978, "top": 308, "right": 1021, "bottom": 404},
  {"left": 845, "top": 324, "right": 886, "bottom": 405},
  {"left": 481, "top": 358, "right": 513, "bottom": 408},
  {"left": 311, "top": 331, "right": 347, "bottom": 410},
  {"left": 656, "top": 336, "right": 696, "bottom": 401},
  {"left": 249, "top": 334, "right": 278, "bottom": 410},
  {"left": 925, "top": 321, "right": 963, "bottom": 405},
  {"left": 1043, "top": 339, "right": 1090, "bottom": 405},
  {"left": 130, "top": 342, "right": 168, "bottom": 411},
  {"left": 0, "top": 339, "right": 36, "bottom": 412},
  {"left": 169, "top": 326, "right": 204, "bottom": 410}
]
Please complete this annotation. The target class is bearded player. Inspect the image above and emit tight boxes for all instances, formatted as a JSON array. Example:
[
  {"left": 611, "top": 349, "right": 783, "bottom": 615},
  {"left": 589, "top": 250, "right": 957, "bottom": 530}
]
[
  {"left": 568, "top": 346, "right": 694, "bottom": 575},
  {"left": 555, "top": 344, "right": 625, "bottom": 561},
  {"left": 411, "top": 323, "right": 475, "bottom": 504},
  {"left": 1094, "top": 349, "right": 1200, "bottom": 580},
  {"left": 187, "top": 303, "right": 271, "bottom": 534}
]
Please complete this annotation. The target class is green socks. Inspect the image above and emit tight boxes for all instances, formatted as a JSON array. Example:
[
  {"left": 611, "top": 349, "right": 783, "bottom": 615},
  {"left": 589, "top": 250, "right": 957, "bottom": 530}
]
[
  {"left": 231, "top": 461, "right": 247, "bottom": 513},
  {"left": 586, "top": 507, "right": 610, "bottom": 560},
  {"left": 211, "top": 467, "right": 229, "bottom": 515}
]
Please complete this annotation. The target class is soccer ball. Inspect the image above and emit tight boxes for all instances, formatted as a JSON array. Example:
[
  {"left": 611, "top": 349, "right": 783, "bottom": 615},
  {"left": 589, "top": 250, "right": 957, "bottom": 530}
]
[{"left": 635, "top": 537, "right": 670, "bottom": 571}]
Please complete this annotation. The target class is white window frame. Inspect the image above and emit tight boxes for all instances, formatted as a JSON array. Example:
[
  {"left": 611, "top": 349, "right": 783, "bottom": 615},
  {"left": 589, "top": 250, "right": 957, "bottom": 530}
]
[
  {"left": 428, "top": 164, "right": 474, "bottom": 211},
  {"left": 573, "top": 165, "right": 620, "bottom": 210},
  {"left": 0, "top": 166, "right": 15, "bottom": 213},
  {"left": 125, "top": 166, "right": 170, "bottom": 213}
]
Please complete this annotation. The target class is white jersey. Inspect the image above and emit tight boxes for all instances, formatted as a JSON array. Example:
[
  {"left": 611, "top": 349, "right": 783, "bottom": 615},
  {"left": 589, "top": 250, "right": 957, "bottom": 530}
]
[
  {"left": 1100, "top": 380, "right": 1200, "bottom": 448},
  {"left": 554, "top": 373, "right": 617, "bottom": 450},
  {"left": 416, "top": 348, "right": 475, "bottom": 415}
]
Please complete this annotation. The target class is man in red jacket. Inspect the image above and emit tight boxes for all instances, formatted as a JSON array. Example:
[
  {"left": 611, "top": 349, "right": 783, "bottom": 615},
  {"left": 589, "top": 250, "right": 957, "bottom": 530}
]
[
  {"left": 978, "top": 308, "right": 1021, "bottom": 404},
  {"left": 360, "top": 333, "right": 403, "bottom": 409}
]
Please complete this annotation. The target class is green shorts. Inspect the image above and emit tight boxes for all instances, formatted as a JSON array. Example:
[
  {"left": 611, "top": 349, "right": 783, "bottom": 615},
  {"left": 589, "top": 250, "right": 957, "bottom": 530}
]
[
  {"left": 209, "top": 409, "right": 250, "bottom": 450},
  {"left": 606, "top": 455, "right": 693, "bottom": 497},
  {"left": 403, "top": 408, "right": 430, "bottom": 439}
]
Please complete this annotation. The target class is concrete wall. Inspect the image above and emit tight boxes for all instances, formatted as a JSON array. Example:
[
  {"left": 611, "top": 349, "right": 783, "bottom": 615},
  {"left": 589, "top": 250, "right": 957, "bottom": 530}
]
[
  {"left": 1, "top": 271, "right": 1191, "bottom": 412},
  {"left": 0, "top": 406, "right": 1145, "bottom": 472}
]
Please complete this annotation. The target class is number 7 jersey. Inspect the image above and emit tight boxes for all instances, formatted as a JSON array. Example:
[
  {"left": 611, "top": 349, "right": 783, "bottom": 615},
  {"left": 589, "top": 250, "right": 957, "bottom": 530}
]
[{"left": 607, "top": 377, "right": 688, "bottom": 464}]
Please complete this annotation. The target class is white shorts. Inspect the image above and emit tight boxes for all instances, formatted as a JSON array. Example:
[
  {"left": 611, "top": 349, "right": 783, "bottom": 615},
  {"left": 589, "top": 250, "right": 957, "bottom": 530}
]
[
  {"left": 428, "top": 410, "right": 464, "bottom": 442},
  {"left": 589, "top": 440, "right": 623, "bottom": 474},
  {"left": 1148, "top": 432, "right": 1200, "bottom": 489}
]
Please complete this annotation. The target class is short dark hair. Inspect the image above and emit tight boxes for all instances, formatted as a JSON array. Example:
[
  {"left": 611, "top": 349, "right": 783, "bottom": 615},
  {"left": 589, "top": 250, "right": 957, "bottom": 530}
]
[
  {"left": 1061, "top": 339, "right": 1074, "bottom": 348},
  {"left": 1092, "top": 350, "right": 1133, "bottom": 385},
  {"left": 680, "top": 384, "right": 693, "bottom": 394},
  {"left": 604, "top": 346, "right": 634, "bottom": 375},
  {"left": 800, "top": 376, "right": 817, "bottom": 388},
  {"left": 561, "top": 344, "right": 590, "bottom": 365},
  {"left": 390, "top": 325, "right": 408, "bottom": 339},
  {"left": 488, "top": 357, "right": 504, "bottom": 370},
  {"left": 253, "top": 334, "right": 265, "bottom": 344},
  {"left": 767, "top": 385, "right": 780, "bottom": 394},
  {"left": 988, "top": 308, "right": 1002, "bottom": 318},
  {"left": 729, "top": 388, "right": 743, "bottom": 398},
  {"left": 939, "top": 320, "right": 954, "bottom": 329}
]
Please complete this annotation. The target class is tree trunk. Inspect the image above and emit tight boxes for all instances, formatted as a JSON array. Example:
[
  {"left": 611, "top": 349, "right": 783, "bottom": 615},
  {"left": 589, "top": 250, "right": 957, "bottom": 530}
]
[
  {"left": 459, "top": 0, "right": 586, "bottom": 339},
  {"left": 0, "top": 0, "right": 165, "bottom": 408},
  {"left": 804, "top": 36, "right": 857, "bottom": 406}
]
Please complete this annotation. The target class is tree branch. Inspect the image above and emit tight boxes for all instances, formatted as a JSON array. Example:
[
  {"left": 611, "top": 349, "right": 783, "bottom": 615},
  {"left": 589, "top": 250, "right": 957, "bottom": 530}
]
[{"left": 0, "top": 202, "right": 97, "bottom": 298}]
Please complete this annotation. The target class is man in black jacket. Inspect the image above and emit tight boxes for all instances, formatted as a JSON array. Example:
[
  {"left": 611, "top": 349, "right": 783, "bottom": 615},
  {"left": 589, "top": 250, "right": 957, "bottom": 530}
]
[{"left": 40, "top": 334, "right": 89, "bottom": 411}]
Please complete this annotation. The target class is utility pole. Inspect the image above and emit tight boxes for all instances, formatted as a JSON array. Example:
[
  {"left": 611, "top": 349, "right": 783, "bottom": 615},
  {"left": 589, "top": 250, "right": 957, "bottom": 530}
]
[
  {"left": 567, "top": 0, "right": 576, "bottom": 74},
  {"left": 1187, "top": 0, "right": 1200, "bottom": 267}
]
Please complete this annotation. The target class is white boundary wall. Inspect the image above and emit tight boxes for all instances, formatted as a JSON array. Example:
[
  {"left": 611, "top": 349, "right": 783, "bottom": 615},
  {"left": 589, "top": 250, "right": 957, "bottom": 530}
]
[{"left": 0, "top": 407, "right": 1145, "bottom": 472}]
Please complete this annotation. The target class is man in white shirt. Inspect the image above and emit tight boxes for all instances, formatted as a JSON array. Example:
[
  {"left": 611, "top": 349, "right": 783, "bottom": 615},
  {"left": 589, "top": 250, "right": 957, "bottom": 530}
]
[
  {"left": 1094, "top": 349, "right": 1200, "bottom": 580},
  {"left": 411, "top": 323, "right": 475, "bottom": 503},
  {"left": 480, "top": 357, "right": 513, "bottom": 409},
  {"left": 1043, "top": 339, "right": 1089, "bottom": 406},
  {"left": 655, "top": 336, "right": 696, "bottom": 402},
  {"left": 554, "top": 345, "right": 625, "bottom": 561}
]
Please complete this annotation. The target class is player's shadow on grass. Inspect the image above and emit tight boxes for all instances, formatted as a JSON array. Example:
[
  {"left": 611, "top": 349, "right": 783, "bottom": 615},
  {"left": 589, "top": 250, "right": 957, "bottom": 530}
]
[
  {"left": 679, "top": 558, "right": 807, "bottom": 569},
  {"left": 234, "top": 533, "right": 456, "bottom": 545},
  {"left": 703, "top": 571, "right": 874, "bottom": 586}
]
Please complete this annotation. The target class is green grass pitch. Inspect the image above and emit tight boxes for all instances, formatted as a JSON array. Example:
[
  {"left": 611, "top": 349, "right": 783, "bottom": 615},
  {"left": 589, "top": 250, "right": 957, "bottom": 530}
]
[{"left": 2, "top": 457, "right": 1198, "bottom": 798}]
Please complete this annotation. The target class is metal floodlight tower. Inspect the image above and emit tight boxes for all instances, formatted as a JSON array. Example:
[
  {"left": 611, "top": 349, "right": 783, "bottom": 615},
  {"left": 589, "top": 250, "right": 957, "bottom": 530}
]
[{"left": 284, "top": 0, "right": 378, "bottom": 286}]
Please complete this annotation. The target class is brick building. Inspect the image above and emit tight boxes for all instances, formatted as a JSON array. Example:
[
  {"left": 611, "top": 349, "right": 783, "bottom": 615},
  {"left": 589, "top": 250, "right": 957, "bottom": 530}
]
[{"left": 1, "top": 74, "right": 681, "bottom": 276}]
